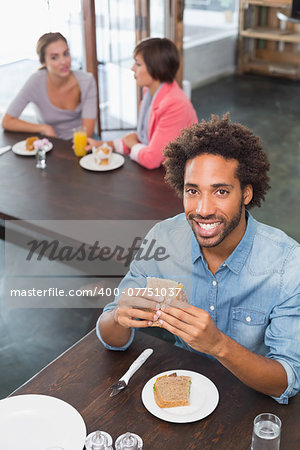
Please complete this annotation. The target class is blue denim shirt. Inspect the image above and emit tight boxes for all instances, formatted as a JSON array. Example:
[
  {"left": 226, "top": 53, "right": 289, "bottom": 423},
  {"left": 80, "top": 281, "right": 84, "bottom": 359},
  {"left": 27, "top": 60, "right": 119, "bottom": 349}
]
[{"left": 97, "top": 212, "right": 300, "bottom": 404}]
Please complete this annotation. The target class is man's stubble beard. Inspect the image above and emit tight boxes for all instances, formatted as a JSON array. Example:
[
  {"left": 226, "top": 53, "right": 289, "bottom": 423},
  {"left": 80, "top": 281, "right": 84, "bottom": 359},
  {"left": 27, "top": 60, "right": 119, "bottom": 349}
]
[{"left": 190, "top": 200, "right": 244, "bottom": 249}]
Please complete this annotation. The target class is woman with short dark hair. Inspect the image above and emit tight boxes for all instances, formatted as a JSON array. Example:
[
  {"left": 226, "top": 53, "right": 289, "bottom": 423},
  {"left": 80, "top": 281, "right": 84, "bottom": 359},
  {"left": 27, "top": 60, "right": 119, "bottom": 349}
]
[
  {"left": 2, "top": 32, "right": 97, "bottom": 139},
  {"left": 87, "top": 37, "right": 197, "bottom": 169},
  {"left": 134, "top": 37, "right": 179, "bottom": 83}
]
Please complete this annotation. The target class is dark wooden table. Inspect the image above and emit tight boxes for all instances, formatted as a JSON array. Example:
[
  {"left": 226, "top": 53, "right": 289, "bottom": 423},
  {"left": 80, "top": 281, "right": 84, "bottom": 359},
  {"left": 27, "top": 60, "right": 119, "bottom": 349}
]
[
  {"left": 0, "top": 131, "right": 182, "bottom": 220},
  {"left": 11, "top": 330, "right": 300, "bottom": 450}
]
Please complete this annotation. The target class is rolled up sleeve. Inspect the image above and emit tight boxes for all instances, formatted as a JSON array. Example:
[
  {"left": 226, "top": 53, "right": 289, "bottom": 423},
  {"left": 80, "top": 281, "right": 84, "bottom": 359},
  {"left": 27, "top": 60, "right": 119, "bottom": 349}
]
[
  {"left": 271, "top": 359, "right": 297, "bottom": 404},
  {"left": 266, "top": 246, "right": 300, "bottom": 403},
  {"left": 96, "top": 314, "right": 135, "bottom": 351}
]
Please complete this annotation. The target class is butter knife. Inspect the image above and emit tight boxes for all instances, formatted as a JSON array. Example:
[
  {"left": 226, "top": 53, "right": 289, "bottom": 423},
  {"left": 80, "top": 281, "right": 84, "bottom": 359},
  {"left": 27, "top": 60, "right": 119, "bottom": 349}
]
[
  {"left": 0, "top": 145, "right": 11, "bottom": 155},
  {"left": 110, "top": 348, "right": 153, "bottom": 397}
]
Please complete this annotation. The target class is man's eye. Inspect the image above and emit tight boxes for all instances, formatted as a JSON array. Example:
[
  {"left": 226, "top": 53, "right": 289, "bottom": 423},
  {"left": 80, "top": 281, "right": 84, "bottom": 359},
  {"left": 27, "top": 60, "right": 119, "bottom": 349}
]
[
  {"left": 64, "top": 51, "right": 70, "bottom": 57},
  {"left": 51, "top": 56, "right": 57, "bottom": 60},
  {"left": 217, "top": 189, "right": 229, "bottom": 196},
  {"left": 186, "top": 189, "right": 197, "bottom": 195}
]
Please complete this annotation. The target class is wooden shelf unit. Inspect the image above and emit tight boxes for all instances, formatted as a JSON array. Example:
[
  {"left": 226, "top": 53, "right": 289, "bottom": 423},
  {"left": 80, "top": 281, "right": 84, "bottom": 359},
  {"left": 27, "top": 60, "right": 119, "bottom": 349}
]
[{"left": 238, "top": 0, "right": 300, "bottom": 79}]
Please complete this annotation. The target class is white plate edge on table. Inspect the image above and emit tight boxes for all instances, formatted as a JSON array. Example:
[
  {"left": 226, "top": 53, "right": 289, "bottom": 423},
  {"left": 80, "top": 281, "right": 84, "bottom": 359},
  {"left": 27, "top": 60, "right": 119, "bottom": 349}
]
[
  {"left": 141, "top": 369, "right": 219, "bottom": 423},
  {"left": 79, "top": 152, "right": 125, "bottom": 171},
  {"left": 0, "top": 394, "right": 86, "bottom": 450},
  {"left": 12, "top": 140, "right": 53, "bottom": 156}
]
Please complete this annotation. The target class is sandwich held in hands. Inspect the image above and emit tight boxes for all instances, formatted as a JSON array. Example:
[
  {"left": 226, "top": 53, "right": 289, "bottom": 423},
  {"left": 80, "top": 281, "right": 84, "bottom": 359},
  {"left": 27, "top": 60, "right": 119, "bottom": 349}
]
[
  {"left": 112, "top": 279, "right": 187, "bottom": 331},
  {"left": 153, "top": 373, "right": 191, "bottom": 408},
  {"left": 146, "top": 277, "right": 188, "bottom": 327}
]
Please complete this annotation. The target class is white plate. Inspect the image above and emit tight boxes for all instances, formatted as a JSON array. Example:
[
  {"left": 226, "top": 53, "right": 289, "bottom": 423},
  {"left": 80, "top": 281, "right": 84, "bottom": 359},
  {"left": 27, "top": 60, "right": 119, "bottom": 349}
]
[
  {"left": 79, "top": 153, "right": 124, "bottom": 171},
  {"left": 0, "top": 394, "right": 86, "bottom": 450},
  {"left": 141, "top": 369, "right": 219, "bottom": 423},
  {"left": 12, "top": 139, "right": 53, "bottom": 156}
]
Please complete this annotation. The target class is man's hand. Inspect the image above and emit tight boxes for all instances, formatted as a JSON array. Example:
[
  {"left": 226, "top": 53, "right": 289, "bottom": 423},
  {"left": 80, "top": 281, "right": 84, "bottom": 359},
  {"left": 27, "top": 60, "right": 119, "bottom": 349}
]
[
  {"left": 156, "top": 305, "right": 225, "bottom": 356},
  {"left": 122, "top": 132, "right": 139, "bottom": 149},
  {"left": 114, "top": 288, "right": 165, "bottom": 329},
  {"left": 98, "top": 288, "right": 165, "bottom": 348},
  {"left": 157, "top": 304, "right": 287, "bottom": 397}
]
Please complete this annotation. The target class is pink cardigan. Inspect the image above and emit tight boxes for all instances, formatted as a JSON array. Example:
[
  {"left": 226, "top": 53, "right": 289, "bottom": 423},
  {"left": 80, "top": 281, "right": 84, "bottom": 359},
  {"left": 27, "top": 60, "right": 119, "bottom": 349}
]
[{"left": 123, "top": 81, "right": 198, "bottom": 170}]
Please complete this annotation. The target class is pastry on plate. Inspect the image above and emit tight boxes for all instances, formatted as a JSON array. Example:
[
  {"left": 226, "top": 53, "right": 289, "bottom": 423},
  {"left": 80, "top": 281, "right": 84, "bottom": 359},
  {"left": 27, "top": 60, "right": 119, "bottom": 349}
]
[{"left": 92, "top": 142, "right": 113, "bottom": 165}]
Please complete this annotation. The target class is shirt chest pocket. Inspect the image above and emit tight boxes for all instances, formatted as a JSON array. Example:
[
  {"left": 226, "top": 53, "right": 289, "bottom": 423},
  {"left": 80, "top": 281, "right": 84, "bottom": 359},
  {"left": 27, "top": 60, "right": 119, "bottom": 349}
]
[{"left": 231, "top": 307, "right": 267, "bottom": 352}]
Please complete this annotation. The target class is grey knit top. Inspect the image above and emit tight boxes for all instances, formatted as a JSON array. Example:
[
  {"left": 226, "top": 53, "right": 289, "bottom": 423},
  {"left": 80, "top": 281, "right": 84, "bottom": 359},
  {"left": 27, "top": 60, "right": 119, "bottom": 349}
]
[{"left": 6, "top": 69, "right": 97, "bottom": 140}]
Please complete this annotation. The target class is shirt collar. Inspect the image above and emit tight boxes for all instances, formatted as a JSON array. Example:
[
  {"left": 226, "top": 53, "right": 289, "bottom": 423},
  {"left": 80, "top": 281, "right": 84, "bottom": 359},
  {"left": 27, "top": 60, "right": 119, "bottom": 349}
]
[{"left": 192, "top": 211, "right": 257, "bottom": 274}]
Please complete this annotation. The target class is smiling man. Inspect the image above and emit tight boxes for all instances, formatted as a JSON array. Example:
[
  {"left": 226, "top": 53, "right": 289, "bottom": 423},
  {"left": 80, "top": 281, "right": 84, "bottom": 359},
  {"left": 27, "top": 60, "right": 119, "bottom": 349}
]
[
  {"left": 183, "top": 154, "right": 253, "bottom": 273},
  {"left": 97, "top": 114, "right": 300, "bottom": 404}
]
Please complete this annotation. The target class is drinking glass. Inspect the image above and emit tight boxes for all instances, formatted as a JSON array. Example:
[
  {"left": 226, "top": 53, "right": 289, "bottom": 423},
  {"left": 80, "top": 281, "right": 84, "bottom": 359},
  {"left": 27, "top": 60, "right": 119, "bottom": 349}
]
[
  {"left": 251, "top": 413, "right": 281, "bottom": 450},
  {"left": 73, "top": 126, "right": 87, "bottom": 157}
]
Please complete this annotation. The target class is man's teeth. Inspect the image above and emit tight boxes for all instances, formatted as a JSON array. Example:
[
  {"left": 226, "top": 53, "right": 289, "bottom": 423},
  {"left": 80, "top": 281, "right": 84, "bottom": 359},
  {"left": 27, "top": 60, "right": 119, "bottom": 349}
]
[{"left": 198, "top": 222, "right": 219, "bottom": 230}]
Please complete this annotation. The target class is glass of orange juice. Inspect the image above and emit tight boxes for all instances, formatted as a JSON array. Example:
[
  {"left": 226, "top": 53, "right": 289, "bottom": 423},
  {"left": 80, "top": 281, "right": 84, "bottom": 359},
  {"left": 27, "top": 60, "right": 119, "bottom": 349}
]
[{"left": 73, "top": 126, "right": 87, "bottom": 157}]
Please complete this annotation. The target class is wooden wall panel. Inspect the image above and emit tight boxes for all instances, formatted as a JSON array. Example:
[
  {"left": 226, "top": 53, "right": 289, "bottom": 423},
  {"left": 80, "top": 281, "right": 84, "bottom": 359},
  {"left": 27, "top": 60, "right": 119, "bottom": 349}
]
[{"left": 82, "top": 0, "right": 101, "bottom": 136}]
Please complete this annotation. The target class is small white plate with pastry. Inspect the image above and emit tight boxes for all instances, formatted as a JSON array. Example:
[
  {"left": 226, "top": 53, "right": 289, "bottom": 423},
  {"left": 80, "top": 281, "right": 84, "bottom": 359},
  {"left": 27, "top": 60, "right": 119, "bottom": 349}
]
[
  {"left": 79, "top": 153, "right": 124, "bottom": 171},
  {"left": 12, "top": 138, "right": 53, "bottom": 156},
  {"left": 141, "top": 369, "right": 219, "bottom": 423}
]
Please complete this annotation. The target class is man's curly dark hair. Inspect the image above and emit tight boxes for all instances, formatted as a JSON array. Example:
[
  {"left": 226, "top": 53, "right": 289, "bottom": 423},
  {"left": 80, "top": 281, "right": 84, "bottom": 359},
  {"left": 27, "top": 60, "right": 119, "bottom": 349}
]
[{"left": 163, "top": 113, "right": 270, "bottom": 209}]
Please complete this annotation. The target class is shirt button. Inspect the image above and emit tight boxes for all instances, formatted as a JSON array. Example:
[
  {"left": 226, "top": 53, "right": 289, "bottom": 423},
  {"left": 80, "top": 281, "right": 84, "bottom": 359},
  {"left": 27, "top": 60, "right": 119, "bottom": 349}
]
[
  {"left": 210, "top": 305, "right": 215, "bottom": 311},
  {"left": 212, "top": 280, "right": 217, "bottom": 286},
  {"left": 246, "top": 316, "right": 251, "bottom": 322},
  {"left": 223, "top": 263, "right": 226, "bottom": 267}
]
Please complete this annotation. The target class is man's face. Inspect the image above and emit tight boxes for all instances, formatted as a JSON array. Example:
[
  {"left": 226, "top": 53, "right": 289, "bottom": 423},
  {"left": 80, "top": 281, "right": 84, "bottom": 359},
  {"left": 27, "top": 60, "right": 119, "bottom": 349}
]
[{"left": 183, "top": 154, "right": 252, "bottom": 249}]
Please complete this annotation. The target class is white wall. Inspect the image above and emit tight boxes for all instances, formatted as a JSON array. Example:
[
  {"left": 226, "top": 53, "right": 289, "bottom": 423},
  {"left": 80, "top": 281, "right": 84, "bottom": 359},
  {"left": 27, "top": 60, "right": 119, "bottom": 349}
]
[{"left": 184, "top": 33, "right": 238, "bottom": 88}]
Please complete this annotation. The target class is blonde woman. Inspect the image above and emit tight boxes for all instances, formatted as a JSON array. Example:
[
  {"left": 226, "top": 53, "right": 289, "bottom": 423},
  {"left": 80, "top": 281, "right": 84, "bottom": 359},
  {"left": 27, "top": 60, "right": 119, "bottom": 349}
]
[{"left": 2, "top": 32, "right": 97, "bottom": 140}]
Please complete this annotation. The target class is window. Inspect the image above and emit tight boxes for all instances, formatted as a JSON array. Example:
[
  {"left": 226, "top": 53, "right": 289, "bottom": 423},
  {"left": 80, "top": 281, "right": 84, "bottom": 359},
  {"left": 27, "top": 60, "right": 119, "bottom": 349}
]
[
  {"left": 95, "top": 0, "right": 137, "bottom": 130},
  {"left": 0, "top": 0, "right": 83, "bottom": 119},
  {"left": 184, "top": 0, "right": 238, "bottom": 48}
]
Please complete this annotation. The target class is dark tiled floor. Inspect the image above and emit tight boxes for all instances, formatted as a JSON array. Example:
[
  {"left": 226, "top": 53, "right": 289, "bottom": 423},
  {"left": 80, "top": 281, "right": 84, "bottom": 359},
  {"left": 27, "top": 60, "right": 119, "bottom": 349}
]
[{"left": 0, "top": 73, "right": 299, "bottom": 399}]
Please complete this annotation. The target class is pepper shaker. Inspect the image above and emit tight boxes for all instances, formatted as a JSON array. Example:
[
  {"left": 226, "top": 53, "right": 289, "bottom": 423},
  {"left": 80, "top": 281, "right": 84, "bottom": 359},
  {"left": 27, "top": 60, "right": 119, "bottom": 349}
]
[
  {"left": 115, "top": 432, "right": 143, "bottom": 450},
  {"left": 85, "top": 430, "right": 113, "bottom": 450},
  {"left": 34, "top": 138, "right": 49, "bottom": 169},
  {"left": 36, "top": 147, "right": 46, "bottom": 169}
]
